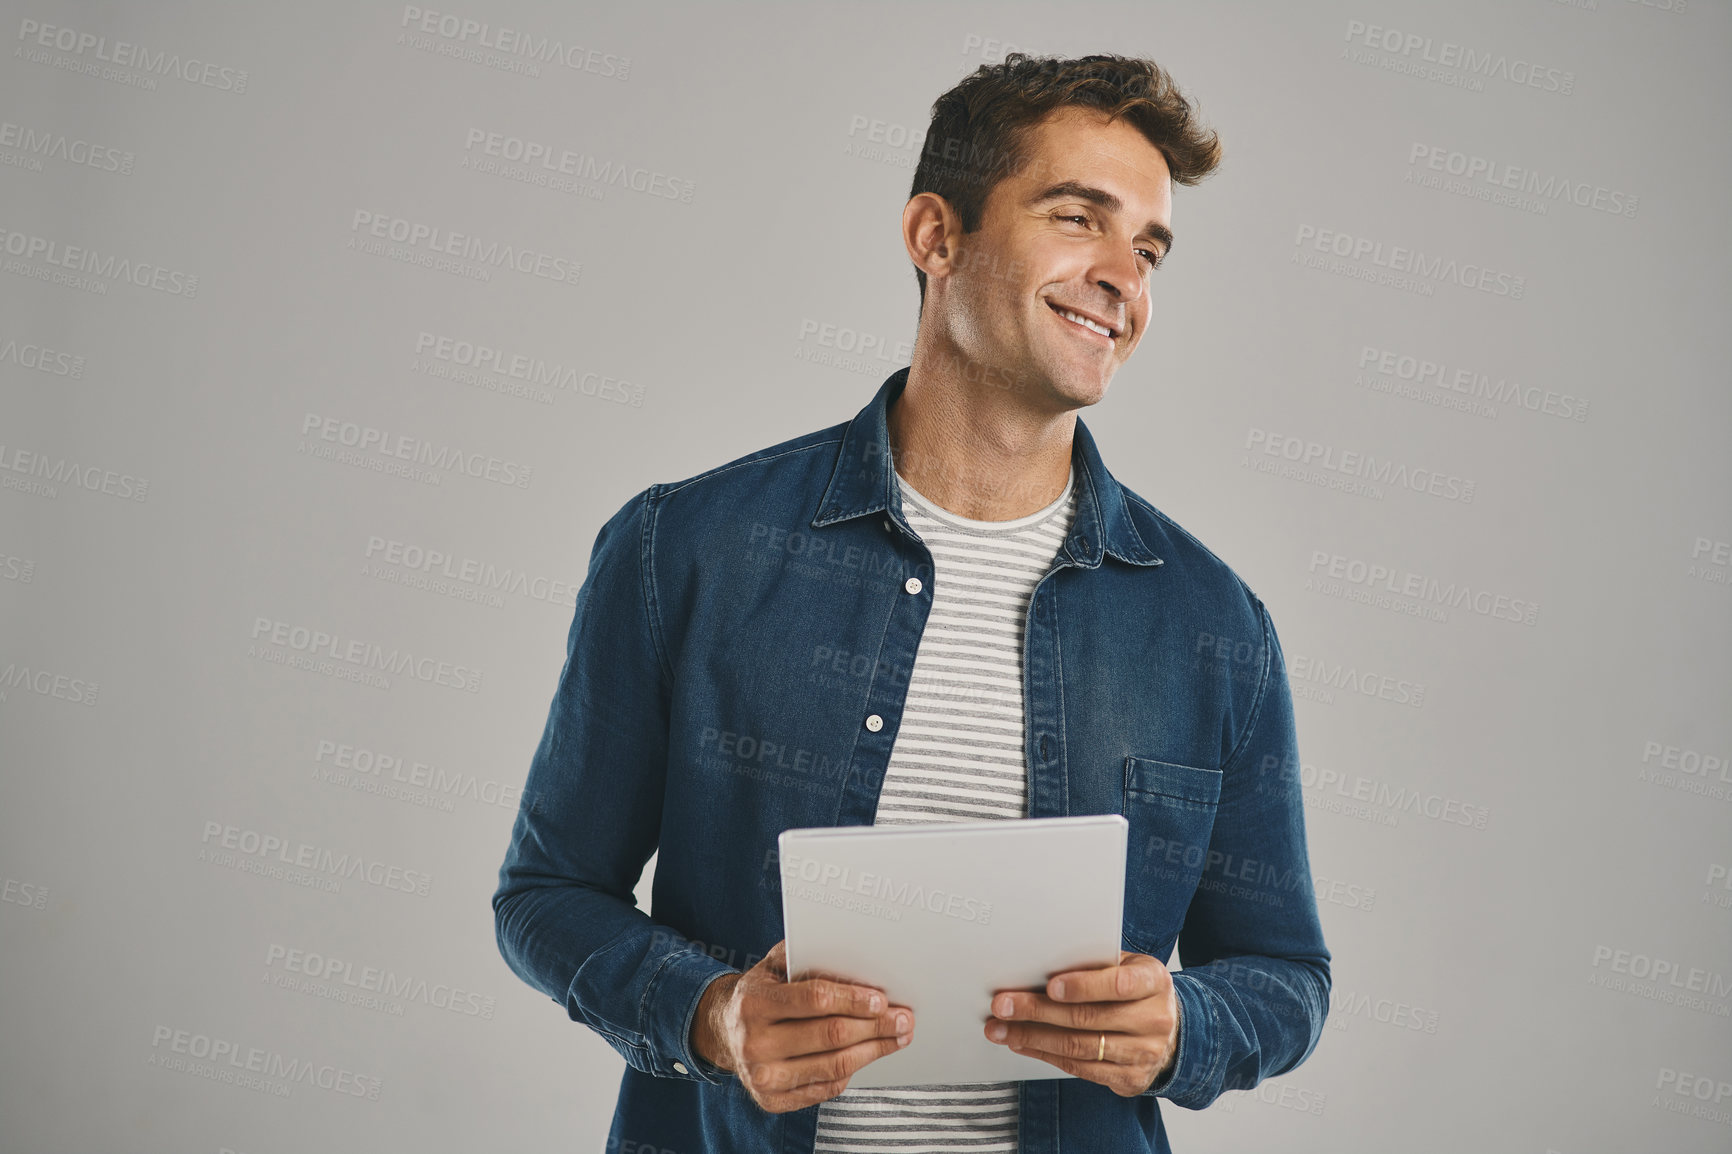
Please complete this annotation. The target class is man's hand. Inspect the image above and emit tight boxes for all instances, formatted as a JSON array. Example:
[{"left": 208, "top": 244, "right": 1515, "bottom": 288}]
[
  {"left": 690, "top": 939, "right": 914, "bottom": 1113},
  {"left": 983, "top": 950, "right": 1180, "bottom": 1096}
]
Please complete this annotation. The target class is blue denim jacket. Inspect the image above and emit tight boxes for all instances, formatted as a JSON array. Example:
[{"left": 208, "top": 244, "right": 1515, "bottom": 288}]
[{"left": 494, "top": 367, "right": 1331, "bottom": 1153}]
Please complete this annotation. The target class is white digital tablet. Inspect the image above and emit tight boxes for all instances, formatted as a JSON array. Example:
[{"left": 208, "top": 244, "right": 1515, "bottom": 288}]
[{"left": 777, "top": 813, "right": 1127, "bottom": 1088}]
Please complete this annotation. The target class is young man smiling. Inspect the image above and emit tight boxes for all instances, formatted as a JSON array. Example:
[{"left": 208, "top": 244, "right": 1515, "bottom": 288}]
[{"left": 495, "top": 53, "right": 1331, "bottom": 1153}]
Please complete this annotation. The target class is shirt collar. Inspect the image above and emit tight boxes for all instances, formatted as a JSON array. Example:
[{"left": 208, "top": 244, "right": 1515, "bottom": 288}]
[{"left": 812, "top": 366, "right": 1163, "bottom": 569}]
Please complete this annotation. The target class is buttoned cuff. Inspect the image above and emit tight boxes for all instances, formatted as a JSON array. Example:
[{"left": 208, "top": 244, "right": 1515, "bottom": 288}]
[
  {"left": 1144, "top": 971, "right": 1218, "bottom": 1108},
  {"left": 649, "top": 950, "right": 740, "bottom": 1084}
]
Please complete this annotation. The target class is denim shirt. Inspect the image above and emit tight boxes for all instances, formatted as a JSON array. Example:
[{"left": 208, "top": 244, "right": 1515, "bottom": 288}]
[{"left": 494, "top": 367, "right": 1331, "bottom": 1154}]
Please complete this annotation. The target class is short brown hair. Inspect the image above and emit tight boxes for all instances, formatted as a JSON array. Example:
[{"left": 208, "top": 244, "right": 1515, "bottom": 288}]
[{"left": 909, "top": 52, "right": 1223, "bottom": 305}]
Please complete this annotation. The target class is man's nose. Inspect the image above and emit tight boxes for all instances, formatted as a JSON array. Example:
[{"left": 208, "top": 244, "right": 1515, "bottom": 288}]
[
  {"left": 1088, "top": 276, "right": 1136, "bottom": 329},
  {"left": 1095, "top": 258, "right": 1145, "bottom": 308}
]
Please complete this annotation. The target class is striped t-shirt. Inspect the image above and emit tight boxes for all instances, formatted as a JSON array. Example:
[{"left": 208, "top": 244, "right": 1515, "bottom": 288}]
[{"left": 813, "top": 462, "right": 1078, "bottom": 1154}]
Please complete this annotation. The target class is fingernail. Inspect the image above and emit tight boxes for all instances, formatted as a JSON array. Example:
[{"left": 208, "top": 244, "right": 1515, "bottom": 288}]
[
  {"left": 1051, "top": 978, "right": 1066, "bottom": 1000},
  {"left": 897, "top": 1032, "right": 911, "bottom": 1047},
  {"left": 987, "top": 1021, "right": 1007, "bottom": 1042},
  {"left": 895, "top": 1011, "right": 910, "bottom": 1032},
  {"left": 994, "top": 995, "right": 1013, "bottom": 1017},
  {"left": 869, "top": 993, "right": 883, "bottom": 1013}
]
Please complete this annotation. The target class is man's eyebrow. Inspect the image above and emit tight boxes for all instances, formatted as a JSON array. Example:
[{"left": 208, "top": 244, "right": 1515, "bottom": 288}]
[{"left": 1028, "top": 180, "right": 1174, "bottom": 256}]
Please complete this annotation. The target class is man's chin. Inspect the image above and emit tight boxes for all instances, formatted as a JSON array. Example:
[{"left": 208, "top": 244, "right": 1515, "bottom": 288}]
[
  {"left": 1049, "top": 369, "right": 1112, "bottom": 408},
  {"left": 1037, "top": 348, "right": 1116, "bottom": 399}
]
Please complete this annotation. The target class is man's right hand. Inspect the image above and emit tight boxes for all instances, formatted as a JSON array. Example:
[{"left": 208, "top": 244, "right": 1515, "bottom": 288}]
[{"left": 690, "top": 939, "right": 914, "bottom": 1113}]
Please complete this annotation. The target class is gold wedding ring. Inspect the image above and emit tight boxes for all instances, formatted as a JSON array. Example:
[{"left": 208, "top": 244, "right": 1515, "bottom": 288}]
[{"left": 1097, "top": 1032, "right": 1106, "bottom": 1061}]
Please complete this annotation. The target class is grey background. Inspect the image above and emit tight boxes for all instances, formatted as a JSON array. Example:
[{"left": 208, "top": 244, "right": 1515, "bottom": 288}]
[{"left": 1, "top": 1, "right": 1728, "bottom": 1151}]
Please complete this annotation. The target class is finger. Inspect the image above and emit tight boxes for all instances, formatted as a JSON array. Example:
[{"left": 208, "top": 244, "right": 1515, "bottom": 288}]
[
  {"left": 987, "top": 989, "right": 1142, "bottom": 1032},
  {"left": 811, "top": 1029, "right": 912, "bottom": 1078},
  {"left": 1046, "top": 954, "right": 1166, "bottom": 1004},
  {"left": 736, "top": 1050, "right": 843, "bottom": 1109},
  {"left": 991, "top": 1019, "right": 1119, "bottom": 1064},
  {"left": 750, "top": 1031, "right": 910, "bottom": 1099},
  {"left": 1004, "top": 1040, "right": 1098, "bottom": 1085},
  {"left": 762, "top": 976, "right": 888, "bottom": 1022},
  {"left": 763, "top": 1076, "right": 851, "bottom": 1114},
  {"left": 776, "top": 1007, "right": 913, "bottom": 1058},
  {"left": 761, "top": 939, "right": 789, "bottom": 980}
]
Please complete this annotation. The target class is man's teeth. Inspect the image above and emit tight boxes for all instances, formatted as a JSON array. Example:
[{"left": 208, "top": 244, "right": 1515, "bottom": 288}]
[{"left": 1057, "top": 308, "right": 1112, "bottom": 338}]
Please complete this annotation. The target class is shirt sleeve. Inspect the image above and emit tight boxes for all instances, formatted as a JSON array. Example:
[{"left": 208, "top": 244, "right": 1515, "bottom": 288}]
[
  {"left": 492, "top": 485, "right": 737, "bottom": 1084},
  {"left": 1145, "top": 595, "right": 1332, "bottom": 1108}
]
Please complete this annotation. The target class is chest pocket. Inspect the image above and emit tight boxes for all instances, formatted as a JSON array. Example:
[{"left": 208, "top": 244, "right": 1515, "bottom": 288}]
[{"left": 1120, "top": 756, "right": 1224, "bottom": 958}]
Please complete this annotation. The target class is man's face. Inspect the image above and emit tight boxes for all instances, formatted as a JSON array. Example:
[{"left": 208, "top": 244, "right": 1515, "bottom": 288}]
[{"left": 935, "top": 104, "right": 1174, "bottom": 411}]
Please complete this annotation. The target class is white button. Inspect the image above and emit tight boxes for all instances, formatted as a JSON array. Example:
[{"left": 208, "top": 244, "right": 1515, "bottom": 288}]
[
  {"left": 904, "top": 577, "right": 923, "bottom": 595},
  {"left": 883, "top": 519, "right": 892, "bottom": 532},
  {"left": 865, "top": 714, "right": 883, "bottom": 732},
  {"left": 673, "top": 1061, "right": 688, "bottom": 1074}
]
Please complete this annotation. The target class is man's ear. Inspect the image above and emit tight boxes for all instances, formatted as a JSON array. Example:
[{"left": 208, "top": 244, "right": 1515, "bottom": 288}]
[{"left": 903, "top": 192, "right": 959, "bottom": 287}]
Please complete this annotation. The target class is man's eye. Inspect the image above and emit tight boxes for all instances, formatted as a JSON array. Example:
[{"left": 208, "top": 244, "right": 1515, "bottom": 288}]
[{"left": 1137, "top": 249, "right": 1163, "bottom": 271}]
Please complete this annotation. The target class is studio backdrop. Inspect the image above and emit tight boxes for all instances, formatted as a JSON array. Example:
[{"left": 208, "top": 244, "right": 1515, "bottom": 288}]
[{"left": 1, "top": 2, "right": 1728, "bottom": 1151}]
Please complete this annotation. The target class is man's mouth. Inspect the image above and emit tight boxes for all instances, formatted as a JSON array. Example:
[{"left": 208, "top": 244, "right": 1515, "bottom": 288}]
[{"left": 1047, "top": 301, "right": 1119, "bottom": 342}]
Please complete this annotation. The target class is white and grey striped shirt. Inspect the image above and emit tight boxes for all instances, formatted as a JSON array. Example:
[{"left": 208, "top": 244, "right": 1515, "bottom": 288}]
[{"left": 813, "top": 463, "right": 1078, "bottom": 1154}]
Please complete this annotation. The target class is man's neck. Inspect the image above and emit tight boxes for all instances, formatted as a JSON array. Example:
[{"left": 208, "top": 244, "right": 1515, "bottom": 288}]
[{"left": 890, "top": 349, "right": 1076, "bottom": 522}]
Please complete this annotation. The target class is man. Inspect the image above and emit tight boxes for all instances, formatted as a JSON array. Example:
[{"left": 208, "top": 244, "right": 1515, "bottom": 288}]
[{"left": 494, "top": 52, "right": 1330, "bottom": 1153}]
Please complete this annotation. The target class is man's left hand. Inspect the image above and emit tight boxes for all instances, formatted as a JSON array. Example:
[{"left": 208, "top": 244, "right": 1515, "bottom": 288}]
[{"left": 983, "top": 950, "right": 1179, "bottom": 1096}]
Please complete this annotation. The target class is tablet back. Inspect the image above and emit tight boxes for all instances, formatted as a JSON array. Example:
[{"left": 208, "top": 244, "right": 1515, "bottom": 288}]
[{"left": 778, "top": 813, "right": 1127, "bottom": 1087}]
